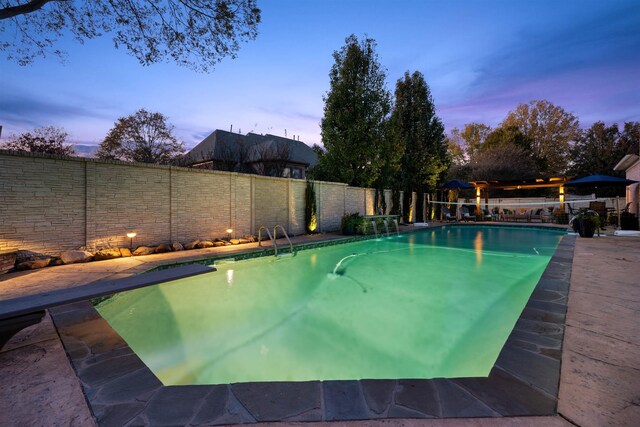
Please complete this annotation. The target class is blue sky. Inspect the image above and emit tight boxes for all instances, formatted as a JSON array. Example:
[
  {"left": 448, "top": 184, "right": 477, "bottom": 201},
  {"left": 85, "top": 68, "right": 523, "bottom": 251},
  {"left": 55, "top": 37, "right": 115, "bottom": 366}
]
[{"left": 1, "top": 0, "right": 639, "bottom": 149}]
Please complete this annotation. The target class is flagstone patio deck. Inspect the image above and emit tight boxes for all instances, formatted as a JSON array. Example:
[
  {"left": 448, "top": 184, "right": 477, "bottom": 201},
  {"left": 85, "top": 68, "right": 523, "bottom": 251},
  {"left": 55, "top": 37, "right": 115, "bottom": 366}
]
[{"left": 1, "top": 225, "right": 638, "bottom": 426}]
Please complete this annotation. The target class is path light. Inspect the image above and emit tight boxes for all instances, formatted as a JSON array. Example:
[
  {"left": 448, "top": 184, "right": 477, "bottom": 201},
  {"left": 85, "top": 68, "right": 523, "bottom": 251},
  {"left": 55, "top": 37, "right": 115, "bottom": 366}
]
[
  {"left": 226, "top": 228, "right": 233, "bottom": 240},
  {"left": 126, "top": 232, "right": 137, "bottom": 249}
]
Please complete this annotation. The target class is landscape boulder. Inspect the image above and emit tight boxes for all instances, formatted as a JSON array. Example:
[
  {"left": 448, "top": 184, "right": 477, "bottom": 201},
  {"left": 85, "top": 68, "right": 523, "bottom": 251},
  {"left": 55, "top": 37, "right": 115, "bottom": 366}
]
[
  {"left": 184, "top": 240, "right": 200, "bottom": 250},
  {"left": 212, "top": 241, "right": 226, "bottom": 247},
  {"left": 155, "top": 244, "right": 173, "bottom": 253},
  {"left": 61, "top": 250, "right": 94, "bottom": 264},
  {"left": 94, "top": 248, "right": 122, "bottom": 261},
  {"left": 171, "top": 242, "right": 184, "bottom": 251},
  {"left": 119, "top": 248, "right": 132, "bottom": 257},
  {"left": 238, "top": 238, "right": 252, "bottom": 244},
  {"left": 133, "top": 246, "right": 156, "bottom": 256},
  {"left": 16, "top": 257, "right": 53, "bottom": 270},
  {"left": 242, "top": 235, "right": 256, "bottom": 243},
  {"left": 196, "top": 240, "right": 214, "bottom": 249},
  {"left": 230, "top": 239, "right": 240, "bottom": 245},
  {"left": 0, "top": 251, "right": 17, "bottom": 275}
]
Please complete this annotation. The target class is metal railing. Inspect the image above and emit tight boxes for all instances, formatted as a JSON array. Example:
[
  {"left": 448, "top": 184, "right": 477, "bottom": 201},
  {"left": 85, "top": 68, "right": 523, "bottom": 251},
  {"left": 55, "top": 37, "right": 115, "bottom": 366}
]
[
  {"left": 257, "top": 225, "right": 294, "bottom": 257},
  {"left": 273, "top": 224, "right": 294, "bottom": 256}
]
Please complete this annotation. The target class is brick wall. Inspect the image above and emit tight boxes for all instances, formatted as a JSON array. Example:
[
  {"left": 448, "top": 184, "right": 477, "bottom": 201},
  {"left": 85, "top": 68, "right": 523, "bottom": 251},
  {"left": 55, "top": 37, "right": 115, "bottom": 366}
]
[{"left": 1, "top": 151, "right": 406, "bottom": 255}]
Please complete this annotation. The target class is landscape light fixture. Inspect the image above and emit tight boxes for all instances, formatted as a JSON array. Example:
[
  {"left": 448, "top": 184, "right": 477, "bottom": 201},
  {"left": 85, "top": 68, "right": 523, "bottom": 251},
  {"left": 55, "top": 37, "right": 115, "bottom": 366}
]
[
  {"left": 226, "top": 228, "right": 233, "bottom": 240},
  {"left": 126, "top": 232, "right": 137, "bottom": 249}
]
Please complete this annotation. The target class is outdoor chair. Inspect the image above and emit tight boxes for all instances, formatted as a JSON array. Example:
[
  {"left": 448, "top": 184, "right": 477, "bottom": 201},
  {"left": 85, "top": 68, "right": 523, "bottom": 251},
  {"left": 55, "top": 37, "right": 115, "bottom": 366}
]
[
  {"left": 442, "top": 207, "right": 456, "bottom": 222},
  {"left": 529, "top": 208, "right": 545, "bottom": 222},
  {"left": 460, "top": 206, "right": 476, "bottom": 222}
]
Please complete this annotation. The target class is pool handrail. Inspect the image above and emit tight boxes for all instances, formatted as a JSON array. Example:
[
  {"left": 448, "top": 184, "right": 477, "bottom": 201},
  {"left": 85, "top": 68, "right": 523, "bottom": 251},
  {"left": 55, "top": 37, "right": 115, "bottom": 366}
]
[
  {"left": 273, "top": 225, "right": 294, "bottom": 255},
  {"left": 257, "top": 226, "right": 277, "bottom": 255}
]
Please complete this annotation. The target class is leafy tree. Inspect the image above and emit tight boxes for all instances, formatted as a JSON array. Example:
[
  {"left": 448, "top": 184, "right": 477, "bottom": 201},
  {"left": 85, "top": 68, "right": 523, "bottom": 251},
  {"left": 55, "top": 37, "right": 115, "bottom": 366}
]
[
  {"left": 97, "top": 109, "right": 185, "bottom": 164},
  {"left": 0, "top": 0, "right": 261, "bottom": 71},
  {"left": 446, "top": 137, "right": 465, "bottom": 166},
  {"left": 392, "top": 71, "right": 448, "bottom": 222},
  {"left": 502, "top": 100, "right": 579, "bottom": 175},
  {"left": 450, "top": 122, "right": 491, "bottom": 159},
  {"left": 620, "top": 121, "right": 640, "bottom": 154},
  {"left": 0, "top": 125, "right": 75, "bottom": 155},
  {"left": 469, "top": 145, "right": 539, "bottom": 181},
  {"left": 483, "top": 125, "right": 532, "bottom": 152},
  {"left": 320, "top": 34, "right": 392, "bottom": 188},
  {"left": 569, "top": 122, "right": 636, "bottom": 178}
]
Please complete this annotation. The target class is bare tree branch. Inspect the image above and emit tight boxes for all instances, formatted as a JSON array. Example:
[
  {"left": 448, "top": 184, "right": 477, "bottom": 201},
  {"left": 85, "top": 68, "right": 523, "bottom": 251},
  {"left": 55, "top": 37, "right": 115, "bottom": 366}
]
[{"left": 0, "top": 0, "right": 54, "bottom": 20}]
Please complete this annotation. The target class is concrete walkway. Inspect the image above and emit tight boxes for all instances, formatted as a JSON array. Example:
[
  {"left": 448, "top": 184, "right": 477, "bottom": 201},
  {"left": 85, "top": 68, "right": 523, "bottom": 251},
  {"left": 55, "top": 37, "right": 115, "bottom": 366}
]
[
  {"left": 558, "top": 235, "right": 640, "bottom": 426},
  {"left": 1, "top": 228, "right": 639, "bottom": 426}
]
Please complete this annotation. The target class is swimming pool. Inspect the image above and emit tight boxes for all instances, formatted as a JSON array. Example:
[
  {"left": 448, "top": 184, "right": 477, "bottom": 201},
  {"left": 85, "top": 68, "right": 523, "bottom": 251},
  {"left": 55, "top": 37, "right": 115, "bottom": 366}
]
[{"left": 96, "top": 226, "right": 564, "bottom": 386}]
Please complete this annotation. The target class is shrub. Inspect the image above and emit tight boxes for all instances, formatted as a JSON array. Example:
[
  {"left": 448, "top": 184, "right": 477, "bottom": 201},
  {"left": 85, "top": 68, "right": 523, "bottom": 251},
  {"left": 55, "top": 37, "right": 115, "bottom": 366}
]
[
  {"left": 305, "top": 180, "right": 318, "bottom": 233},
  {"left": 341, "top": 213, "right": 365, "bottom": 235}
]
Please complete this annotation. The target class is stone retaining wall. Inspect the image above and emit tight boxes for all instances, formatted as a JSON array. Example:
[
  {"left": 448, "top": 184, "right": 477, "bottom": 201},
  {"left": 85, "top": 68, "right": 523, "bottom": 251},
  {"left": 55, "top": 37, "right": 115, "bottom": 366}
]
[{"left": 0, "top": 151, "right": 400, "bottom": 255}]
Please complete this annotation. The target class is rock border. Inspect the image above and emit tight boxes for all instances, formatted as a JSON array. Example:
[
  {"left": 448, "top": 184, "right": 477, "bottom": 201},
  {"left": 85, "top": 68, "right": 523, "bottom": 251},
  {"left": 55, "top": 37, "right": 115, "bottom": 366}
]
[{"left": 2, "top": 236, "right": 257, "bottom": 274}]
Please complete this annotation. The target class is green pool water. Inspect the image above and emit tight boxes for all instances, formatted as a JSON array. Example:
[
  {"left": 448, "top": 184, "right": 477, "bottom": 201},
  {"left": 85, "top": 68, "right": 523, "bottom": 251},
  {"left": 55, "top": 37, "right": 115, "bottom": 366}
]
[{"left": 95, "top": 226, "right": 564, "bottom": 385}]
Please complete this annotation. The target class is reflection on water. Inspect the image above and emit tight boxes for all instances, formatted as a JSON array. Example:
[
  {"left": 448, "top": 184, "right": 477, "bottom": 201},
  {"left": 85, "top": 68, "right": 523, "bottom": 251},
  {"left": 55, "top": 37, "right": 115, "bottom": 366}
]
[
  {"left": 474, "top": 231, "right": 483, "bottom": 266},
  {"left": 226, "top": 269, "right": 234, "bottom": 287}
]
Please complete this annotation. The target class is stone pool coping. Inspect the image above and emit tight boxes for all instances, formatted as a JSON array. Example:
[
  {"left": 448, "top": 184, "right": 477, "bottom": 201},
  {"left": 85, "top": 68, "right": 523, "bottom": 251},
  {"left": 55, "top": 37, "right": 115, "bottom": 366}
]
[{"left": 47, "top": 226, "right": 575, "bottom": 426}]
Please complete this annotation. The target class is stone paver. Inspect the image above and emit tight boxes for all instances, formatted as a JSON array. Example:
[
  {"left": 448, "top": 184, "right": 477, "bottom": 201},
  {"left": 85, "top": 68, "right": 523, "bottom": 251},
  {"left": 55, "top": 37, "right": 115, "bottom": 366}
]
[{"left": 0, "top": 314, "right": 96, "bottom": 427}]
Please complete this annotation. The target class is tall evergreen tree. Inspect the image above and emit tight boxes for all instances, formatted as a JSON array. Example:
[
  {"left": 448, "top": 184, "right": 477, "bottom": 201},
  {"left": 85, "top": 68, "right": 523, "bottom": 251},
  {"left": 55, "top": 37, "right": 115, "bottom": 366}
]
[
  {"left": 392, "top": 71, "right": 448, "bottom": 222},
  {"left": 320, "top": 34, "right": 392, "bottom": 188}
]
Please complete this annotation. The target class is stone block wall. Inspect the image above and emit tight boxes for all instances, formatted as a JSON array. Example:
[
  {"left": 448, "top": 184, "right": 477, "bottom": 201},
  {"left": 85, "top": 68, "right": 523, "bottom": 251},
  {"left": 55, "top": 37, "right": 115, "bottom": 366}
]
[
  {"left": 90, "top": 162, "right": 171, "bottom": 250},
  {"left": 254, "top": 176, "right": 289, "bottom": 233},
  {"left": 2, "top": 151, "right": 406, "bottom": 256},
  {"left": 345, "top": 187, "right": 365, "bottom": 215},
  {"left": 0, "top": 154, "right": 85, "bottom": 254},
  {"left": 317, "top": 181, "right": 348, "bottom": 233},
  {"left": 289, "top": 180, "right": 306, "bottom": 235}
]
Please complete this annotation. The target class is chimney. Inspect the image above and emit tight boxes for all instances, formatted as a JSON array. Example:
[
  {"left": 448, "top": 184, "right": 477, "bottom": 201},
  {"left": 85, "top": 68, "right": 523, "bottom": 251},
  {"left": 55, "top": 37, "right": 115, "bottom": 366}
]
[{"left": 230, "top": 124, "right": 233, "bottom": 132}]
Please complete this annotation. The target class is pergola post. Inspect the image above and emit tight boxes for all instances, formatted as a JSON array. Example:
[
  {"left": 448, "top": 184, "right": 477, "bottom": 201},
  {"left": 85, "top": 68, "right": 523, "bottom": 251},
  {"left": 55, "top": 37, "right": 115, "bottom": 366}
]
[{"left": 475, "top": 187, "right": 481, "bottom": 215}]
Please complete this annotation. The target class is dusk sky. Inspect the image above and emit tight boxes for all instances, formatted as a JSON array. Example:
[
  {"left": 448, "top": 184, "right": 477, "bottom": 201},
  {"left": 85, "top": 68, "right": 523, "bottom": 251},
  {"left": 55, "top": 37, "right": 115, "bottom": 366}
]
[{"left": 1, "top": 0, "right": 639, "bottom": 149}]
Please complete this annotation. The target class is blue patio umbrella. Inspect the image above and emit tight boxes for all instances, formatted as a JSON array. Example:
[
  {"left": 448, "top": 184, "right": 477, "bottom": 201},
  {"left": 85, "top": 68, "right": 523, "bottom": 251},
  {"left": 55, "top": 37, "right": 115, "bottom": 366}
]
[
  {"left": 564, "top": 174, "right": 638, "bottom": 187},
  {"left": 440, "top": 180, "right": 474, "bottom": 189},
  {"left": 565, "top": 175, "right": 638, "bottom": 229}
]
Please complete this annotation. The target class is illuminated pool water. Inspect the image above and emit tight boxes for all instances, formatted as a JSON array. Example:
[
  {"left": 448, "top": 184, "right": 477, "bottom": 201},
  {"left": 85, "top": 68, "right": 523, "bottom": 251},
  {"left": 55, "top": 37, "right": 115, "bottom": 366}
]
[{"left": 95, "top": 226, "right": 564, "bottom": 385}]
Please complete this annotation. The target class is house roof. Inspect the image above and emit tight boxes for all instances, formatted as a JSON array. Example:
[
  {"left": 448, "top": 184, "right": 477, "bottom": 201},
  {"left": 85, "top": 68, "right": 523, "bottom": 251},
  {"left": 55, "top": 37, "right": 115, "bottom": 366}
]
[
  {"left": 186, "top": 130, "right": 318, "bottom": 167},
  {"left": 187, "top": 130, "right": 246, "bottom": 164}
]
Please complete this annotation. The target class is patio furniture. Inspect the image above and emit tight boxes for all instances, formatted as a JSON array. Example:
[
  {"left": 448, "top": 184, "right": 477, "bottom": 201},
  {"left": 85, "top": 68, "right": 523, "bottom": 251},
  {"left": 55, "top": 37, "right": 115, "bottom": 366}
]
[
  {"left": 529, "top": 208, "right": 543, "bottom": 222},
  {"left": 442, "top": 207, "right": 456, "bottom": 222},
  {"left": 460, "top": 206, "right": 476, "bottom": 222}
]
